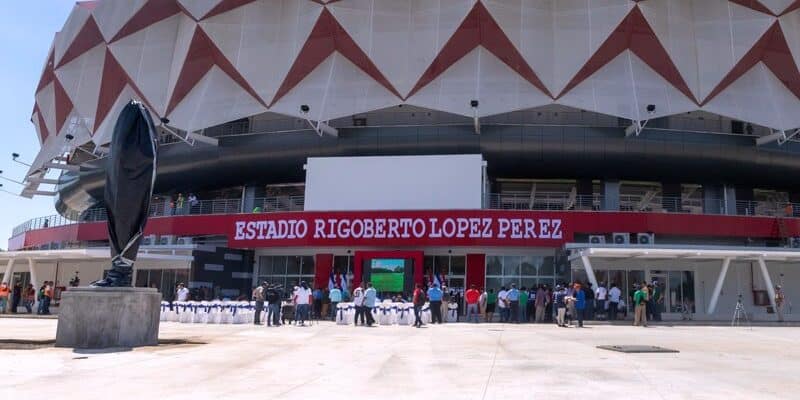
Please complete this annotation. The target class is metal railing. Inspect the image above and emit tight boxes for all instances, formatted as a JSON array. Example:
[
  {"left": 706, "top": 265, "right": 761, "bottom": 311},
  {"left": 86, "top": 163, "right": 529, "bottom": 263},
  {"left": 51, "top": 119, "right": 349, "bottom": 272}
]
[
  {"left": 253, "top": 196, "right": 305, "bottom": 213},
  {"left": 486, "top": 193, "right": 601, "bottom": 211}
]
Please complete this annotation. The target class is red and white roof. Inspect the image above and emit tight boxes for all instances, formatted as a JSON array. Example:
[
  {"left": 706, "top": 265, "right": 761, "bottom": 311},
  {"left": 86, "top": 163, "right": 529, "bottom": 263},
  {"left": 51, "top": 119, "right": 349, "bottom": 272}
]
[{"left": 30, "top": 0, "right": 800, "bottom": 168}]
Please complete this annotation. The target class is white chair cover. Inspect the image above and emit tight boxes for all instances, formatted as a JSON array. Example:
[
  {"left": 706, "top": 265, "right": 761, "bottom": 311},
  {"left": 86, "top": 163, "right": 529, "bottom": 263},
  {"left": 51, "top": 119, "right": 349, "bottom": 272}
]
[
  {"left": 378, "top": 302, "right": 394, "bottom": 325},
  {"left": 336, "top": 303, "right": 349, "bottom": 325},
  {"left": 446, "top": 302, "right": 459, "bottom": 322},
  {"left": 396, "top": 303, "right": 413, "bottom": 325},
  {"left": 160, "top": 301, "right": 170, "bottom": 321},
  {"left": 421, "top": 302, "right": 432, "bottom": 324}
]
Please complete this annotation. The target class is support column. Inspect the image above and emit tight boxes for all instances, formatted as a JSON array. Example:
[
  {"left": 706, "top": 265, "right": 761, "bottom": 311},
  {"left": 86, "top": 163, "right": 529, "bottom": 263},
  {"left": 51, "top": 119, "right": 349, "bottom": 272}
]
[
  {"left": 757, "top": 257, "right": 778, "bottom": 312},
  {"left": 28, "top": 258, "right": 38, "bottom": 311},
  {"left": 703, "top": 184, "right": 724, "bottom": 214},
  {"left": 580, "top": 253, "right": 600, "bottom": 291},
  {"left": 707, "top": 257, "right": 731, "bottom": 314},
  {"left": 601, "top": 180, "right": 620, "bottom": 211},
  {"left": 723, "top": 185, "right": 737, "bottom": 216},
  {"left": 1, "top": 259, "right": 14, "bottom": 284}
]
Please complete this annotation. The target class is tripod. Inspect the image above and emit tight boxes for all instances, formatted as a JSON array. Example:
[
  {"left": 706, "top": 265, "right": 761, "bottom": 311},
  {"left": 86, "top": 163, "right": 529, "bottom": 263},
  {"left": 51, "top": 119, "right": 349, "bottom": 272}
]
[{"left": 731, "top": 294, "right": 751, "bottom": 329}]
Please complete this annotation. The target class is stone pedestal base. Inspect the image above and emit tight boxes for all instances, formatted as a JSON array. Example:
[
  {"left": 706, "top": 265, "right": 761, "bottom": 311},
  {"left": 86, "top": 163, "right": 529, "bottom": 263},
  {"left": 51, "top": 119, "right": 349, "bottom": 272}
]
[{"left": 56, "top": 287, "right": 160, "bottom": 348}]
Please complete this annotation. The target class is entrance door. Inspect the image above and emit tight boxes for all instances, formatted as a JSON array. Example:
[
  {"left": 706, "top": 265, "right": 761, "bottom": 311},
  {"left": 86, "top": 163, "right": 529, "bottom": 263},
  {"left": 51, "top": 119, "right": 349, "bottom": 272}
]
[{"left": 649, "top": 271, "right": 668, "bottom": 314}]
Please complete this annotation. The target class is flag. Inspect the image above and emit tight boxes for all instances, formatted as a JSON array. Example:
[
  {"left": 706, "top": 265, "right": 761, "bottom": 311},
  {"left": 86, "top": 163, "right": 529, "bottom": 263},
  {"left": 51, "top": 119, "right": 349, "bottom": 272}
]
[{"left": 328, "top": 271, "right": 336, "bottom": 291}]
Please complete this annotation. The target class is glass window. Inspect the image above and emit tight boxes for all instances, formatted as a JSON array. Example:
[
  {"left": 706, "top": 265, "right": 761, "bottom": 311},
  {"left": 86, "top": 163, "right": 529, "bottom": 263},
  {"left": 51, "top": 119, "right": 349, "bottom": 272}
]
[
  {"left": 520, "top": 277, "right": 538, "bottom": 290},
  {"left": 520, "top": 256, "right": 539, "bottom": 276},
  {"left": 435, "top": 256, "right": 450, "bottom": 274},
  {"left": 301, "top": 256, "right": 315, "bottom": 275},
  {"left": 450, "top": 256, "right": 466, "bottom": 276},
  {"left": 272, "top": 257, "right": 286, "bottom": 275},
  {"left": 540, "top": 256, "right": 555, "bottom": 275},
  {"left": 486, "top": 256, "right": 502, "bottom": 275},
  {"left": 503, "top": 256, "right": 520, "bottom": 276},
  {"left": 286, "top": 256, "right": 301, "bottom": 275},
  {"left": 485, "top": 278, "right": 503, "bottom": 292},
  {"left": 333, "top": 255, "right": 354, "bottom": 275},
  {"left": 259, "top": 256, "right": 273, "bottom": 276},
  {"left": 682, "top": 271, "right": 695, "bottom": 313}
]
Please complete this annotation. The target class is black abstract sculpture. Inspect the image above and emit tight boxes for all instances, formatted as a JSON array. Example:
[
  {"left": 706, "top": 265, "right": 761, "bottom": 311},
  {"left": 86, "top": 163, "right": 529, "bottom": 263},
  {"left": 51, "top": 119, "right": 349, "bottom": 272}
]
[{"left": 91, "top": 100, "right": 158, "bottom": 287}]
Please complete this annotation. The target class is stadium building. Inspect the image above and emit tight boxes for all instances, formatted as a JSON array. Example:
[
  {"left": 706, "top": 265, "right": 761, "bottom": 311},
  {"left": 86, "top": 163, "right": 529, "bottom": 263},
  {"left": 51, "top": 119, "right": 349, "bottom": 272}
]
[{"left": 4, "top": 0, "right": 800, "bottom": 320}]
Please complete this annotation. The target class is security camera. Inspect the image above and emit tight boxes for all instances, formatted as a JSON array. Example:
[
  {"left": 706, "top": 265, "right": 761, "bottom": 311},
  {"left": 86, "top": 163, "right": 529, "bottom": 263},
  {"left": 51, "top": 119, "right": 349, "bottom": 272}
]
[
  {"left": 11, "top": 153, "right": 19, "bottom": 159},
  {"left": 646, "top": 104, "right": 656, "bottom": 114},
  {"left": 65, "top": 134, "right": 74, "bottom": 140},
  {"left": 160, "top": 117, "right": 170, "bottom": 124},
  {"left": 300, "top": 104, "right": 310, "bottom": 113},
  {"left": 470, "top": 100, "right": 479, "bottom": 108}
]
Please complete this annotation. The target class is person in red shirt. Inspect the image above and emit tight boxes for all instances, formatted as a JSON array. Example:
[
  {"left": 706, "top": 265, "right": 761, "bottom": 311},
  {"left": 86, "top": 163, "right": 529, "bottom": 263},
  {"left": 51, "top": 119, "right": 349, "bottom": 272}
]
[
  {"left": 412, "top": 283, "right": 426, "bottom": 328},
  {"left": 465, "top": 284, "right": 481, "bottom": 323}
]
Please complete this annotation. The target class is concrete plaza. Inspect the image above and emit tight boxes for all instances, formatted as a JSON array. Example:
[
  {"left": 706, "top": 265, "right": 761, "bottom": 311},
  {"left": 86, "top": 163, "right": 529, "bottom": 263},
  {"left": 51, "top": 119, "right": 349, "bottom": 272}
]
[{"left": 0, "top": 318, "right": 797, "bottom": 399}]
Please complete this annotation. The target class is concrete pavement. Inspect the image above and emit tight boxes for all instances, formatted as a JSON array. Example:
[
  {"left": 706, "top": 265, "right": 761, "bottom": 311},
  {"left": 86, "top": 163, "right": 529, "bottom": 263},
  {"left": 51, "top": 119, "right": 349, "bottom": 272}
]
[{"left": 1, "top": 319, "right": 797, "bottom": 399}]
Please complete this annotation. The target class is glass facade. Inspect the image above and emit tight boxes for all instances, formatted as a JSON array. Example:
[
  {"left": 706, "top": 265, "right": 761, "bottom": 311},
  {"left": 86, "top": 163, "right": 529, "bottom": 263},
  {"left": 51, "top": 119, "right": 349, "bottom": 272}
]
[
  {"left": 485, "top": 255, "right": 558, "bottom": 291},
  {"left": 134, "top": 268, "right": 191, "bottom": 301},
  {"left": 257, "top": 256, "right": 315, "bottom": 291},
  {"left": 423, "top": 255, "right": 466, "bottom": 290}
]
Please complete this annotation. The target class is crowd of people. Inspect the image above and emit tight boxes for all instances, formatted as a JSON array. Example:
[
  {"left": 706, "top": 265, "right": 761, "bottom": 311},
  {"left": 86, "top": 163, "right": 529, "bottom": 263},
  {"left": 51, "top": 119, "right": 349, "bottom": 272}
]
[
  {"left": 240, "top": 278, "right": 689, "bottom": 328},
  {"left": 0, "top": 281, "right": 53, "bottom": 315}
]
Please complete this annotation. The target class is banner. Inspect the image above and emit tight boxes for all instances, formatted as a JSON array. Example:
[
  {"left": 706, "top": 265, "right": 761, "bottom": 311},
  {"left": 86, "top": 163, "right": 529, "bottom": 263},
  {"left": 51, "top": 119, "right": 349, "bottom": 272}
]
[{"left": 228, "top": 210, "right": 568, "bottom": 248}]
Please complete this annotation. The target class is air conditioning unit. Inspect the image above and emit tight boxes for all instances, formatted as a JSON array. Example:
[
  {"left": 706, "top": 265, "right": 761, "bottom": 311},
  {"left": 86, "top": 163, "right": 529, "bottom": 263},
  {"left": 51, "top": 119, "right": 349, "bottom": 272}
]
[
  {"left": 159, "top": 235, "right": 176, "bottom": 246},
  {"left": 142, "top": 234, "right": 157, "bottom": 246},
  {"left": 637, "top": 233, "right": 655, "bottom": 245},
  {"left": 788, "top": 237, "right": 800, "bottom": 248},
  {"left": 588, "top": 235, "right": 606, "bottom": 244},
  {"left": 50, "top": 242, "right": 61, "bottom": 250},
  {"left": 612, "top": 233, "right": 630, "bottom": 245},
  {"left": 177, "top": 237, "right": 194, "bottom": 245}
]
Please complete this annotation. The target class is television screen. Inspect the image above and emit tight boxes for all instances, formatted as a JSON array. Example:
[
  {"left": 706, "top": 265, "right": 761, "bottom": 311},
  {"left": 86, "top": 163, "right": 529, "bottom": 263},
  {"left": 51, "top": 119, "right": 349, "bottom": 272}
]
[{"left": 370, "top": 259, "right": 405, "bottom": 292}]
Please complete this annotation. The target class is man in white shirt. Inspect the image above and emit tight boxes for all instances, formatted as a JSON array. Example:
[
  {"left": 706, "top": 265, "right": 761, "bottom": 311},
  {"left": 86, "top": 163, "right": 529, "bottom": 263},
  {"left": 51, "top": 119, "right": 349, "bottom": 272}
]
[
  {"left": 497, "top": 286, "right": 509, "bottom": 322},
  {"left": 176, "top": 283, "right": 190, "bottom": 302},
  {"left": 607, "top": 283, "right": 622, "bottom": 321},
  {"left": 595, "top": 282, "right": 608, "bottom": 320},
  {"left": 352, "top": 283, "right": 366, "bottom": 326},
  {"left": 293, "top": 281, "right": 313, "bottom": 326}
]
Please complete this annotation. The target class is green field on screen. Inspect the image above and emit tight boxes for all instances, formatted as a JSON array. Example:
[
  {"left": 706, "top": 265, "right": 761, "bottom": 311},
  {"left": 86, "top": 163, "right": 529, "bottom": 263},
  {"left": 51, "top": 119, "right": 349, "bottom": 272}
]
[{"left": 371, "top": 273, "right": 404, "bottom": 292}]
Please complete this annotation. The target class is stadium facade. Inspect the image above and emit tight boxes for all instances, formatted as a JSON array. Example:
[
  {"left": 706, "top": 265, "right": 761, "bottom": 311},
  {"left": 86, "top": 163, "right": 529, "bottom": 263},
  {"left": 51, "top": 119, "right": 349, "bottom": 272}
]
[{"left": 4, "top": 0, "right": 800, "bottom": 320}]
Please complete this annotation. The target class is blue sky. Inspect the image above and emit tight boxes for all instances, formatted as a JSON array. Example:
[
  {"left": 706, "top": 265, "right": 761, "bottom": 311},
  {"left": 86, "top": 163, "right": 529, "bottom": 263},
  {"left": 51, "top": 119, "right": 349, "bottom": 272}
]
[{"left": 0, "top": 1, "right": 76, "bottom": 249}]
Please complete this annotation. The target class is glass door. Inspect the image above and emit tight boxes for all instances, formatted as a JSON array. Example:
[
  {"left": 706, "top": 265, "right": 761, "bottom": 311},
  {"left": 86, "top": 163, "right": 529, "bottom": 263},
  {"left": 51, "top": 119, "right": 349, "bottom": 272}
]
[{"left": 650, "top": 271, "right": 668, "bottom": 314}]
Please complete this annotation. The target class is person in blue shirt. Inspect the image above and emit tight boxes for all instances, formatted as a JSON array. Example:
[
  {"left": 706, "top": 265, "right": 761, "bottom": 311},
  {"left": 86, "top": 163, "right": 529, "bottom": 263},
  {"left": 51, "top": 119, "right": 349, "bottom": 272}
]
[
  {"left": 364, "top": 282, "right": 377, "bottom": 326},
  {"left": 574, "top": 282, "right": 587, "bottom": 327},
  {"left": 329, "top": 285, "right": 342, "bottom": 321},
  {"left": 506, "top": 283, "right": 520, "bottom": 323},
  {"left": 427, "top": 283, "right": 444, "bottom": 324}
]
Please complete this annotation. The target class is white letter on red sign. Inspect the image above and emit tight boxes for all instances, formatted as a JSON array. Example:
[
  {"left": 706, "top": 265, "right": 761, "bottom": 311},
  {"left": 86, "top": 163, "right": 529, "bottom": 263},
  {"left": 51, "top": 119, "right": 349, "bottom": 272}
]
[
  {"left": 551, "top": 219, "right": 563, "bottom": 239},
  {"left": 235, "top": 221, "right": 246, "bottom": 240},
  {"left": 497, "top": 218, "right": 511, "bottom": 238},
  {"left": 539, "top": 219, "right": 551, "bottom": 239}
]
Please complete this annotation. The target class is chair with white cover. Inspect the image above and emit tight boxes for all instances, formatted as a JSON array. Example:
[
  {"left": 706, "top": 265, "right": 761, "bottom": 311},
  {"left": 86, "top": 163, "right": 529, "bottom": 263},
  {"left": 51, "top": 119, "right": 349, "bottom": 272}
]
[
  {"left": 176, "top": 302, "right": 192, "bottom": 323},
  {"left": 378, "top": 302, "right": 394, "bottom": 325},
  {"left": 208, "top": 300, "right": 223, "bottom": 324},
  {"left": 167, "top": 302, "right": 182, "bottom": 322},
  {"left": 336, "top": 302, "right": 349, "bottom": 325},
  {"left": 160, "top": 301, "right": 170, "bottom": 321},
  {"left": 396, "top": 303, "right": 413, "bottom": 325},
  {"left": 219, "top": 301, "right": 234, "bottom": 324},
  {"left": 421, "top": 303, "right": 432, "bottom": 324},
  {"left": 194, "top": 301, "right": 210, "bottom": 323},
  {"left": 446, "top": 302, "right": 459, "bottom": 322},
  {"left": 234, "top": 301, "right": 251, "bottom": 324}
]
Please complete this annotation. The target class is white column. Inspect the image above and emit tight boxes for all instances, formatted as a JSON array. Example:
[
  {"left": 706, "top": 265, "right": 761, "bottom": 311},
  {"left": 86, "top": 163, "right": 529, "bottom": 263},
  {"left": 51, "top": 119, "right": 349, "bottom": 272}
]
[
  {"left": 1, "top": 259, "right": 14, "bottom": 284},
  {"left": 707, "top": 257, "right": 731, "bottom": 315},
  {"left": 757, "top": 257, "right": 778, "bottom": 312},
  {"left": 580, "top": 253, "right": 600, "bottom": 291},
  {"left": 28, "top": 258, "right": 38, "bottom": 311}
]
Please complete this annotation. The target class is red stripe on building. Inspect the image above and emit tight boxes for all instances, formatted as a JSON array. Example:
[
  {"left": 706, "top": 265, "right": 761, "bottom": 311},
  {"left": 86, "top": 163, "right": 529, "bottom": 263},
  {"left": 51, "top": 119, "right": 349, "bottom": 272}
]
[
  {"left": 35, "top": 50, "right": 55, "bottom": 94},
  {"left": 406, "top": 1, "right": 552, "bottom": 100},
  {"left": 56, "top": 17, "right": 105, "bottom": 69},
  {"left": 203, "top": 0, "right": 258, "bottom": 20},
  {"left": 166, "top": 26, "right": 267, "bottom": 115},
  {"left": 729, "top": 0, "right": 777, "bottom": 15},
  {"left": 782, "top": 0, "right": 800, "bottom": 15},
  {"left": 94, "top": 49, "right": 159, "bottom": 132},
  {"left": 53, "top": 78, "right": 74, "bottom": 135},
  {"left": 558, "top": 6, "right": 697, "bottom": 103},
  {"left": 702, "top": 22, "right": 800, "bottom": 105},
  {"left": 111, "top": 0, "right": 184, "bottom": 43},
  {"left": 270, "top": 8, "right": 401, "bottom": 107},
  {"left": 32, "top": 105, "right": 50, "bottom": 143}
]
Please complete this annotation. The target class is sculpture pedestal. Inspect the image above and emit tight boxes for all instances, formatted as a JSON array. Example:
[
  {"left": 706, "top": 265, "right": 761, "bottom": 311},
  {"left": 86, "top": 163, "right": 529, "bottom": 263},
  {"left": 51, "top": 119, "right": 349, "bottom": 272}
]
[{"left": 56, "top": 287, "right": 161, "bottom": 348}]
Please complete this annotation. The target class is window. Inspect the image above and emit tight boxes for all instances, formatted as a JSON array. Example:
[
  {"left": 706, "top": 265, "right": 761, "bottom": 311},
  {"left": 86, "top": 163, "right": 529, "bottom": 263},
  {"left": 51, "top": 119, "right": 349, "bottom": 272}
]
[
  {"left": 486, "top": 255, "right": 557, "bottom": 290},
  {"left": 134, "top": 268, "right": 190, "bottom": 301},
  {"left": 423, "top": 255, "right": 466, "bottom": 290},
  {"left": 257, "top": 256, "right": 315, "bottom": 291}
]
